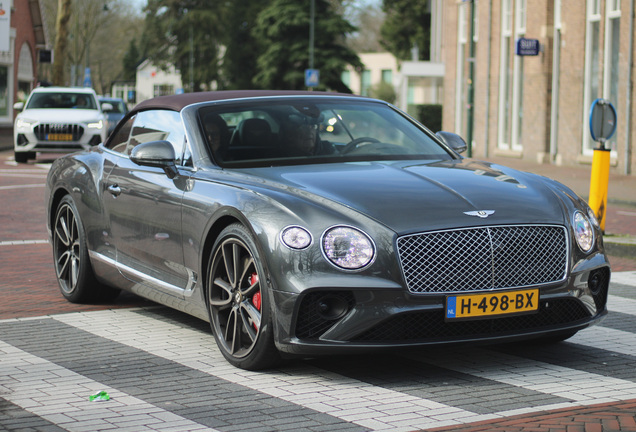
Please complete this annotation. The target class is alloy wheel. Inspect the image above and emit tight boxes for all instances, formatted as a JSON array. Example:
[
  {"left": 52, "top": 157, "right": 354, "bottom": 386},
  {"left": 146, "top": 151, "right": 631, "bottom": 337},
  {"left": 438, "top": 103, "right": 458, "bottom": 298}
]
[
  {"left": 209, "top": 237, "right": 263, "bottom": 359},
  {"left": 53, "top": 202, "right": 81, "bottom": 295}
]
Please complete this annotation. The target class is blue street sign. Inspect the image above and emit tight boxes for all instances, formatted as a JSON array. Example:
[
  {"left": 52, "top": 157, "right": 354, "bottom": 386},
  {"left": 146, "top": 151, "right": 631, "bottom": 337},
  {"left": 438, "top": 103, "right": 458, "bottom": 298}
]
[
  {"left": 305, "top": 69, "right": 319, "bottom": 87},
  {"left": 516, "top": 38, "right": 540, "bottom": 56},
  {"left": 83, "top": 67, "right": 92, "bottom": 88}
]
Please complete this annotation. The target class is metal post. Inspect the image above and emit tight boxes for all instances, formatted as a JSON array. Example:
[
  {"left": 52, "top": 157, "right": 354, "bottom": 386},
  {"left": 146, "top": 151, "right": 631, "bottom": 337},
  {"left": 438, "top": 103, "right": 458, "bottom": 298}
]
[
  {"left": 466, "top": 0, "right": 476, "bottom": 157},
  {"left": 189, "top": 25, "right": 194, "bottom": 92},
  {"left": 309, "top": 0, "right": 315, "bottom": 70}
]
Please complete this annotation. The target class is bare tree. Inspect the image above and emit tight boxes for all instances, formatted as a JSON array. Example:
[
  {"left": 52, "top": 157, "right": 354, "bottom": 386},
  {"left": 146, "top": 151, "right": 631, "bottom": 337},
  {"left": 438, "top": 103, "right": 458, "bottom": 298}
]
[
  {"left": 52, "top": 0, "right": 71, "bottom": 85},
  {"left": 42, "top": 0, "right": 143, "bottom": 93}
]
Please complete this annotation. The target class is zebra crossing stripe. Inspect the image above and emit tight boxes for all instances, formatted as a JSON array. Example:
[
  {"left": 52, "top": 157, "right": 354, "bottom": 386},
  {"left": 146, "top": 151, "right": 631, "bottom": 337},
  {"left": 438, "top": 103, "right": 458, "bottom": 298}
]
[
  {"left": 53, "top": 310, "right": 498, "bottom": 430},
  {"left": 0, "top": 340, "right": 219, "bottom": 432}
]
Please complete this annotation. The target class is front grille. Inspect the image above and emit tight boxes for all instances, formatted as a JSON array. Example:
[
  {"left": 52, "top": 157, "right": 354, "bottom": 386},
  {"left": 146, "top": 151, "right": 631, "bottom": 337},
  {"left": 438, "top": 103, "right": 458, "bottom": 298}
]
[
  {"left": 34, "top": 123, "right": 84, "bottom": 141},
  {"left": 397, "top": 225, "right": 568, "bottom": 294},
  {"left": 352, "top": 298, "right": 591, "bottom": 342}
]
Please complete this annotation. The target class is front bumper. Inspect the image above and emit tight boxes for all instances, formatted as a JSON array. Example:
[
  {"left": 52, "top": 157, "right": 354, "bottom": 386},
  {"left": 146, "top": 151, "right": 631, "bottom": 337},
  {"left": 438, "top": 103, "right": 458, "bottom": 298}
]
[
  {"left": 271, "top": 264, "right": 610, "bottom": 356},
  {"left": 14, "top": 125, "right": 104, "bottom": 153}
]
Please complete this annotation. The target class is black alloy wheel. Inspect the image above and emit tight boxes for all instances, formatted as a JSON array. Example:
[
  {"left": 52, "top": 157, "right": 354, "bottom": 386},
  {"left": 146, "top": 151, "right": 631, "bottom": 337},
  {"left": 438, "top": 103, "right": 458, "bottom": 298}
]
[
  {"left": 207, "top": 224, "right": 280, "bottom": 370},
  {"left": 53, "top": 195, "right": 119, "bottom": 303}
]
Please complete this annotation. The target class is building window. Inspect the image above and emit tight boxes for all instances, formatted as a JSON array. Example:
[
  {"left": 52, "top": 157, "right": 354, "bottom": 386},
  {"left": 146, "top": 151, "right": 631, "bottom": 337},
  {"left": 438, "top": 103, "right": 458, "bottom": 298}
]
[
  {"left": 341, "top": 70, "right": 350, "bottom": 88},
  {"left": 360, "top": 70, "right": 371, "bottom": 96},
  {"left": 455, "top": 2, "right": 467, "bottom": 134},
  {"left": 497, "top": 0, "right": 525, "bottom": 151},
  {"left": 497, "top": 0, "right": 513, "bottom": 149},
  {"left": 153, "top": 84, "right": 174, "bottom": 97},
  {"left": 603, "top": 0, "right": 620, "bottom": 151},
  {"left": 381, "top": 69, "right": 393, "bottom": 84},
  {"left": 0, "top": 66, "right": 8, "bottom": 118},
  {"left": 511, "top": 0, "right": 526, "bottom": 150},
  {"left": 582, "top": 0, "right": 602, "bottom": 154},
  {"left": 549, "top": 0, "right": 563, "bottom": 157}
]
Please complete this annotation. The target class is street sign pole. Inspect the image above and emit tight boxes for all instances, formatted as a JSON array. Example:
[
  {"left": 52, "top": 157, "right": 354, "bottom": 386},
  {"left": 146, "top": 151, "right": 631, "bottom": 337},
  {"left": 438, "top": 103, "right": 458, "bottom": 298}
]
[{"left": 588, "top": 98, "right": 617, "bottom": 232}]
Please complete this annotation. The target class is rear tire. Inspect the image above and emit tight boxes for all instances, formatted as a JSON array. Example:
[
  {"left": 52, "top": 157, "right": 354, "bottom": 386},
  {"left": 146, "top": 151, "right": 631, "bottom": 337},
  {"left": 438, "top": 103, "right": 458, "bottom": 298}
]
[
  {"left": 52, "top": 195, "right": 120, "bottom": 303},
  {"left": 206, "top": 223, "right": 281, "bottom": 370}
]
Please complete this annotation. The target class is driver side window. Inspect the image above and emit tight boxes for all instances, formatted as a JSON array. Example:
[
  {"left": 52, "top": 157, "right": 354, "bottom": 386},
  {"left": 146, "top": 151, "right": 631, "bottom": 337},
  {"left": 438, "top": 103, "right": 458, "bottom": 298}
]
[{"left": 107, "top": 110, "right": 187, "bottom": 165}]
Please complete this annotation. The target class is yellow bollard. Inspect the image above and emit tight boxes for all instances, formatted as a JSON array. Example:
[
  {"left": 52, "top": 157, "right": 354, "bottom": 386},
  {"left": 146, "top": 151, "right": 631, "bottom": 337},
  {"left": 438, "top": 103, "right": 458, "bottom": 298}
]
[{"left": 588, "top": 147, "right": 611, "bottom": 232}]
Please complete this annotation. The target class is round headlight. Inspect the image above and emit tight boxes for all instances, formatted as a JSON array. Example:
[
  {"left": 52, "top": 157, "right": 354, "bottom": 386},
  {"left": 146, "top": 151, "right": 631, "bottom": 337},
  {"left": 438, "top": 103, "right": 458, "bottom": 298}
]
[
  {"left": 281, "top": 226, "right": 312, "bottom": 249},
  {"left": 574, "top": 211, "right": 594, "bottom": 252},
  {"left": 322, "top": 226, "right": 375, "bottom": 270}
]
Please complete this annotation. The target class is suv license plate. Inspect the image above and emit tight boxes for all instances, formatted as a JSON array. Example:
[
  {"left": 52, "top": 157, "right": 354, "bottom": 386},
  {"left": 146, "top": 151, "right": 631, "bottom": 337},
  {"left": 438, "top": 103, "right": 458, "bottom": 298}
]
[
  {"left": 446, "top": 289, "right": 539, "bottom": 320},
  {"left": 47, "top": 133, "right": 73, "bottom": 141}
]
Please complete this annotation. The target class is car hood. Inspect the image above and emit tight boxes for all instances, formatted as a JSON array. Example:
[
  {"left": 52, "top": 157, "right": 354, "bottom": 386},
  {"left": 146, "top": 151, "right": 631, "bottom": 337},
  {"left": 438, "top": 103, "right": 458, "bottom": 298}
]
[
  {"left": 241, "top": 159, "right": 570, "bottom": 234},
  {"left": 19, "top": 109, "right": 104, "bottom": 124}
]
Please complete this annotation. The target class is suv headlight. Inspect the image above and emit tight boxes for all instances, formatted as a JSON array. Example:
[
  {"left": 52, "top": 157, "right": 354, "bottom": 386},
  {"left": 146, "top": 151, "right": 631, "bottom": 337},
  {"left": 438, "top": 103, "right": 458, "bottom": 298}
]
[
  {"left": 16, "top": 118, "right": 35, "bottom": 130},
  {"left": 322, "top": 226, "right": 375, "bottom": 270},
  {"left": 87, "top": 119, "right": 104, "bottom": 129},
  {"left": 573, "top": 211, "right": 594, "bottom": 252}
]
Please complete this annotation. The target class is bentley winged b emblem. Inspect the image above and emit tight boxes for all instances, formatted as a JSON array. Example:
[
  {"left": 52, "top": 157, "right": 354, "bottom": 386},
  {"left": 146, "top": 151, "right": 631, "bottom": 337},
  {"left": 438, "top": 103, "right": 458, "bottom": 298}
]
[{"left": 464, "top": 210, "right": 495, "bottom": 218}]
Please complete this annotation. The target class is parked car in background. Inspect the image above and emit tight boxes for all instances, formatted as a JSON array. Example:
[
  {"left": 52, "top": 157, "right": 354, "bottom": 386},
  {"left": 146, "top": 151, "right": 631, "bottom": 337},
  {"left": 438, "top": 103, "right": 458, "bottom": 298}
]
[
  {"left": 45, "top": 90, "right": 610, "bottom": 370},
  {"left": 98, "top": 96, "right": 128, "bottom": 136},
  {"left": 13, "top": 87, "right": 111, "bottom": 163}
]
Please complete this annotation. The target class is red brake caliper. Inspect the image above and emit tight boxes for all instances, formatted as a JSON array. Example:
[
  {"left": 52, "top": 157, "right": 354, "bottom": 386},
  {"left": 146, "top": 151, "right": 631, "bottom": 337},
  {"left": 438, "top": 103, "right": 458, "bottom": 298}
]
[{"left": 249, "top": 273, "right": 261, "bottom": 331}]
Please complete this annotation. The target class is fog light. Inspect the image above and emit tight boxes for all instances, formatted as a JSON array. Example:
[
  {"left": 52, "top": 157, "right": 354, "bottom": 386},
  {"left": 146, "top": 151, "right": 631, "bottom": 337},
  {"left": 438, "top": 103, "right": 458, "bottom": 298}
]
[
  {"left": 317, "top": 294, "right": 350, "bottom": 321},
  {"left": 17, "top": 134, "right": 28, "bottom": 146},
  {"left": 588, "top": 272, "right": 602, "bottom": 295}
]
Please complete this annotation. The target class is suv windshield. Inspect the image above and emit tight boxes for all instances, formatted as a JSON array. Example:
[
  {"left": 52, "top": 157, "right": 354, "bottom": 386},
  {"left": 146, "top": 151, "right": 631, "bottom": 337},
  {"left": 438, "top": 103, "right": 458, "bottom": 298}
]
[
  {"left": 26, "top": 92, "right": 97, "bottom": 110},
  {"left": 198, "top": 99, "right": 452, "bottom": 167}
]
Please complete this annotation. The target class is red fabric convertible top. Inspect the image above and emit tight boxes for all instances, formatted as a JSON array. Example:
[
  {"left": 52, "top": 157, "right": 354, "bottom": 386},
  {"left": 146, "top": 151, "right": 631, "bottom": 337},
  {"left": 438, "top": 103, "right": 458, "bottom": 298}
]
[{"left": 133, "top": 90, "right": 353, "bottom": 113}]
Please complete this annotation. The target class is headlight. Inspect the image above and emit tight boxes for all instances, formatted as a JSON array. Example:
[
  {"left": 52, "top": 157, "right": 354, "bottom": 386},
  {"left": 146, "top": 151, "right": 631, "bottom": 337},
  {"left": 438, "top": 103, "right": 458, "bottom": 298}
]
[
  {"left": 280, "top": 226, "right": 312, "bottom": 249},
  {"left": 322, "top": 226, "right": 375, "bottom": 270},
  {"left": 587, "top": 207, "right": 599, "bottom": 228},
  {"left": 573, "top": 211, "right": 594, "bottom": 252},
  {"left": 16, "top": 118, "right": 34, "bottom": 129},
  {"left": 87, "top": 119, "right": 103, "bottom": 129}
]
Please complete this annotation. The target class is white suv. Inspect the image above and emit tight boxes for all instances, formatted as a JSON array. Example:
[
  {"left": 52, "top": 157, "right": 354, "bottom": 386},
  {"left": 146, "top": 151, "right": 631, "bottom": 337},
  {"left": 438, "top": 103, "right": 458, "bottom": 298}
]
[{"left": 13, "top": 87, "right": 111, "bottom": 163}]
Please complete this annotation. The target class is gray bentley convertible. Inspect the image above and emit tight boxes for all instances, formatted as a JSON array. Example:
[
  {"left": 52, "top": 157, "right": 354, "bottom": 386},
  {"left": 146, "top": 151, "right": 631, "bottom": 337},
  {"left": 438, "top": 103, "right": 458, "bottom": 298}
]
[{"left": 45, "top": 91, "right": 610, "bottom": 370}]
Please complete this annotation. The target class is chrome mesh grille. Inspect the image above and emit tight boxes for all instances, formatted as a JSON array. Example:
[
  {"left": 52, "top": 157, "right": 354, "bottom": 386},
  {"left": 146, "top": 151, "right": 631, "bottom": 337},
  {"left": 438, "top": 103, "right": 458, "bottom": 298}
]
[
  {"left": 397, "top": 225, "right": 568, "bottom": 294},
  {"left": 34, "top": 123, "right": 84, "bottom": 141}
]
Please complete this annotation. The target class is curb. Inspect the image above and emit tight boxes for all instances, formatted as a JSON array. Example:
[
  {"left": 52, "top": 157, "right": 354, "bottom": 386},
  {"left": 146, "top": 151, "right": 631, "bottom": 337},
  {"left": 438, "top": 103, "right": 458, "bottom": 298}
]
[{"left": 604, "top": 236, "right": 636, "bottom": 259}]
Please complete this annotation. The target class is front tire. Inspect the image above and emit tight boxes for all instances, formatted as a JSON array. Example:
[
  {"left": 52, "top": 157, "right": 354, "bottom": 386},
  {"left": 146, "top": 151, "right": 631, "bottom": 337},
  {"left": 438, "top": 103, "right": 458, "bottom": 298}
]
[
  {"left": 207, "top": 223, "right": 280, "bottom": 370},
  {"left": 14, "top": 151, "right": 34, "bottom": 163},
  {"left": 52, "top": 195, "right": 120, "bottom": 303}
]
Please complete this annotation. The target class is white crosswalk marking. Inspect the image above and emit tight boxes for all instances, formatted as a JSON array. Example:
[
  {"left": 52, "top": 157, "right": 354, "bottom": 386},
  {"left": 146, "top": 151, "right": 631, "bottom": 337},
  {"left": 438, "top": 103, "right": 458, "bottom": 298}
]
[
  {"left": 53, "top": 310, "right": 495, "bottom": 431},
  {"left": 1, "top": 272, "right": 634, "bottom": 431},
  {"left": 0, "top": 340, "right": 219, "bottom": 432}
]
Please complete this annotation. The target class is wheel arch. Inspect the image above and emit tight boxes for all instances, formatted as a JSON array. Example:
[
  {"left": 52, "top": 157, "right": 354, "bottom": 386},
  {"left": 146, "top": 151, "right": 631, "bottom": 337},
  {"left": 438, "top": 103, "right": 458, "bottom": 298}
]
[
  {"left": 199, "top": 209, "right": 276, "bottom": 300},
  {"left": 48, "top": 187, "right": 72, "bottom": 234}
]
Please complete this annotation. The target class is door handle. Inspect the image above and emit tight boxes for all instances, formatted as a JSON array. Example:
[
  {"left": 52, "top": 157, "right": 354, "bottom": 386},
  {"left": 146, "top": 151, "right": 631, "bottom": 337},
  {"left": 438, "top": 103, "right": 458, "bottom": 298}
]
[{"left": 108, "top": 184, "right": 121, "bottom": 197}]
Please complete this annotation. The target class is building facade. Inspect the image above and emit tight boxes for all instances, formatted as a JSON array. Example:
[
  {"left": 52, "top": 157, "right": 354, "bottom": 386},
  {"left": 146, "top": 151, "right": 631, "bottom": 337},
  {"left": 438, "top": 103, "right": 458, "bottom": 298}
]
[
  {"left": 4, "top": 0, "right": 45, "bottom": 131},
  {"left": 443, "top": 0, "right": 634, "bottom": 175}
]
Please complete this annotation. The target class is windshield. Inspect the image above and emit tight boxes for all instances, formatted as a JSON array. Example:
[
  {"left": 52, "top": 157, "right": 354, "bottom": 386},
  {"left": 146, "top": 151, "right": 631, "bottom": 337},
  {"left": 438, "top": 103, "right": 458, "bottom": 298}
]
[
  {"left": 198, "top": 98, "right": 453, "bottom": 167},
  {"left": 26, "top": 92, "right": 98, "bottom": 110}
]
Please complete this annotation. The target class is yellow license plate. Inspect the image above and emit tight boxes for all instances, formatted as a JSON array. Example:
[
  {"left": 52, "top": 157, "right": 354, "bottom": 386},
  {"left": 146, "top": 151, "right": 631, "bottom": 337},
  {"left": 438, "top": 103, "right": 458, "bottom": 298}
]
[
  {"left": 47, "top": 133, "right": 73, "bottom": 141},
  {"left": 446, "top": 289, "right": 539, "bottom": 320}
]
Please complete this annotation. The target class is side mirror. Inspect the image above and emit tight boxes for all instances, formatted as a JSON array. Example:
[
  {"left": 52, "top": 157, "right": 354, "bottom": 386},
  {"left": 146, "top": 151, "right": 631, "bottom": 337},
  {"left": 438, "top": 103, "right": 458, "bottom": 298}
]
[
  {"left": 101, "top": 102, "right": 114, "bottom": 112},
  {"left": 130, "top": 140, "right": 179, "bottom": 179},
  {"left": 436, "top": 131, "right": 468, "bottom": 154},
  {"left": 13, "top": 102, "right": 24, "bottom": 112}
]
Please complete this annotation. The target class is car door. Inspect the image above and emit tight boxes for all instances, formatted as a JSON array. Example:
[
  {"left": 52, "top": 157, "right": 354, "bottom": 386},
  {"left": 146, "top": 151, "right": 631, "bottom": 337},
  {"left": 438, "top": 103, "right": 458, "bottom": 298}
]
[{"left": 103, "top": 109, "right": 193, "bottom": 298}]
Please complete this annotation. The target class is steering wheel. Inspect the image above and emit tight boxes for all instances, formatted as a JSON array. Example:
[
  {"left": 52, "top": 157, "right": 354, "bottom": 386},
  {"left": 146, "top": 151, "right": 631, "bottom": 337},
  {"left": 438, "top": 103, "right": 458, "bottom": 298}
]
[{"left": 341, "top": 136, "right": 380, "bottom": 154}]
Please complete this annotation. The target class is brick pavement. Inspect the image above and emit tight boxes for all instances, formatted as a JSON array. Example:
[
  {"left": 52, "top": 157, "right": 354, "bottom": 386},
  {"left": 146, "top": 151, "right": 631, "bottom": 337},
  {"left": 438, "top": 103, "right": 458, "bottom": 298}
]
[{"left": 426, "top": 399, "right": 636, "bottom": 431}]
